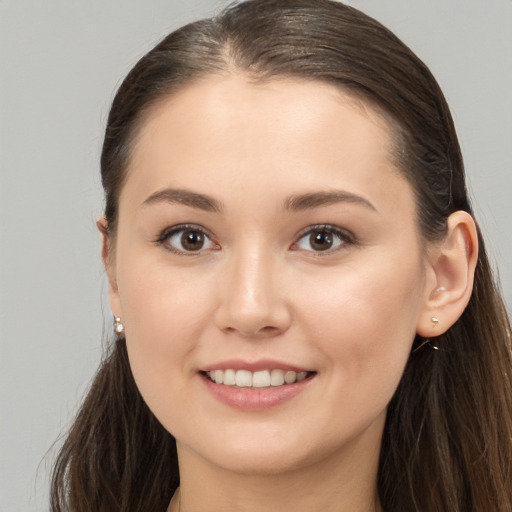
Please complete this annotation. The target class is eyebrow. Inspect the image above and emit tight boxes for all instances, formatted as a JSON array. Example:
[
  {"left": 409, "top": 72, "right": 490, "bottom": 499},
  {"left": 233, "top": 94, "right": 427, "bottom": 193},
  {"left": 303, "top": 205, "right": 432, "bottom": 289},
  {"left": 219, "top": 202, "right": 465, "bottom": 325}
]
[
  {"left": 141, "top": 188, "right": 223, "bottom": 213},
  {"left": 140, "top": 187, "right": 377, "bottom": 214},
  {"left": 285, "top": 190, "right": 378, "bottom": 212}
]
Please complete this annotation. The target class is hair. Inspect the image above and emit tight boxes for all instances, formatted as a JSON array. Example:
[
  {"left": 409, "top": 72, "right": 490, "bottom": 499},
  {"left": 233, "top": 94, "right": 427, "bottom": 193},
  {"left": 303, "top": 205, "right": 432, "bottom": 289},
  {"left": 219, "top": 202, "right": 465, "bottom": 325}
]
[{"left": 51, "top": 1, "right": 512, "bottom": 511}]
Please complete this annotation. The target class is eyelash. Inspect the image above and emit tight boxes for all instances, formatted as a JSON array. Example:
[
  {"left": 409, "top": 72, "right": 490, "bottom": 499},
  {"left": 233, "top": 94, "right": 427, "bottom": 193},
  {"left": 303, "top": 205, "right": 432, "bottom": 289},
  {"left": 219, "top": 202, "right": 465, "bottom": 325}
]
[
  {"left": 155, "top": 224, "right": 218, "bottom": 256},
  {"left": 292, "top": 224, "right": 355, "bottom": 254},
  {"left": 155, "top": 223, "right": 355, "bottom": 256}
]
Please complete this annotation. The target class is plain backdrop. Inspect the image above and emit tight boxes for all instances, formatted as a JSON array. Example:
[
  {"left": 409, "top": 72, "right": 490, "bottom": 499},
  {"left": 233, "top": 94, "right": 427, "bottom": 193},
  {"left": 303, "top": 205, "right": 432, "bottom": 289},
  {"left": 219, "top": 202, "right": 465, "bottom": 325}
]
[{"left": 1, "top": 1, "right": 510, "bottom": 510}]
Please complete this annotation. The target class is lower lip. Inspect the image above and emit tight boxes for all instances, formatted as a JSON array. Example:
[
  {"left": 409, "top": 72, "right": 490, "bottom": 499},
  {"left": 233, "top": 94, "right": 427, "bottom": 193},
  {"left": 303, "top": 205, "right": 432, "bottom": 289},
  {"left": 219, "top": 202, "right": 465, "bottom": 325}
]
[{"left": 201, "top": 373, "right": 314, "bottom": 410}]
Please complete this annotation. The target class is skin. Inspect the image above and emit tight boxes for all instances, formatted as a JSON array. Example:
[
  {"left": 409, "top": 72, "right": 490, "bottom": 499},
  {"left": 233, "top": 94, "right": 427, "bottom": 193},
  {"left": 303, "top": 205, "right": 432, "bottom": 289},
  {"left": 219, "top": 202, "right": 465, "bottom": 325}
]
[{"left": 101, "top": 75, "right": 478, "bottom": 512}]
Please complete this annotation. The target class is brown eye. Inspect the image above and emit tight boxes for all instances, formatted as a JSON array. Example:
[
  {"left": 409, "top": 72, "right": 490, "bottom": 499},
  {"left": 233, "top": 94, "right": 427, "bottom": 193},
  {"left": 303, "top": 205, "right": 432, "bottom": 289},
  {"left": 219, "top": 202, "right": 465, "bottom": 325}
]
[
  {"left": 181, "top": 230, "right": 205, "bottom": 251},
  {"left": 309, "top": 230, "right": 333, "bottom": 251},
  {"left": 162, "top": 225, "right": 215, "bottom": 254},
  {"left": 294, "top": 225, "right": 352, "bottom": 253}
]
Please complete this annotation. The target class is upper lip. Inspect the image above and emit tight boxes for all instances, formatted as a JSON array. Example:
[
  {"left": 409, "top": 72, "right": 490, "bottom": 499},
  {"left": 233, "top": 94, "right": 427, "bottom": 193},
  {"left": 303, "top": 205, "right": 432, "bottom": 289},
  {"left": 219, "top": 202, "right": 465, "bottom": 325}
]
[{"left": 201, "top": 358, "right": 312, "bottom": 373}]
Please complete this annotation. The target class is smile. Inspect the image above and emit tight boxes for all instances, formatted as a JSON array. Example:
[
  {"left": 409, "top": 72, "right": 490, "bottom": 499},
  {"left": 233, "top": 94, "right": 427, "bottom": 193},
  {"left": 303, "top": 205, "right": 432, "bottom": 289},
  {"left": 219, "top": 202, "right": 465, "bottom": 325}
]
[{"left": 204, "top": 369, "right": 312, "bottom": 388}]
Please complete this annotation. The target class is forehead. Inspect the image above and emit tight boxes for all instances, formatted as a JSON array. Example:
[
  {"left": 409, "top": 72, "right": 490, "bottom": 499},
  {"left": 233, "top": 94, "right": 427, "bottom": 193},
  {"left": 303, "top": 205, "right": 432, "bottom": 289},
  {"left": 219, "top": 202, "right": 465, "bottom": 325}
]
[
  {"left": 123, "top": 74, "right": 412, "bottom": 218},
  {"left": 133, "top": 74, "right": 394, "bottom": 154}
]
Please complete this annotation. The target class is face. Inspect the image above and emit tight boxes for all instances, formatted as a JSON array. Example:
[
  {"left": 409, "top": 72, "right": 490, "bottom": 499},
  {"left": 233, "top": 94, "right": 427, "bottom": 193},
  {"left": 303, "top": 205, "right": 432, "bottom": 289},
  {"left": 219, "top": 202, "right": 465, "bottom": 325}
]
[{"left": 106, "top": 75, "right": 432, "bottom": 476}]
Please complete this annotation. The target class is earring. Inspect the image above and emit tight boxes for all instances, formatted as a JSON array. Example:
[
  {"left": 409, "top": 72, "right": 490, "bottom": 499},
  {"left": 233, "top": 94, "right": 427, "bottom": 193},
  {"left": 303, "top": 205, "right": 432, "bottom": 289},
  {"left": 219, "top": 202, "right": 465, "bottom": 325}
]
[
  {"left": 413, "top": 337, "right": 440, "bottom": 353},
  {"left": 413, "top": 317, "right": 441, "bottom": 353},
  {"left": 114, "top": 316, "right": 125, "bottom": 335}
]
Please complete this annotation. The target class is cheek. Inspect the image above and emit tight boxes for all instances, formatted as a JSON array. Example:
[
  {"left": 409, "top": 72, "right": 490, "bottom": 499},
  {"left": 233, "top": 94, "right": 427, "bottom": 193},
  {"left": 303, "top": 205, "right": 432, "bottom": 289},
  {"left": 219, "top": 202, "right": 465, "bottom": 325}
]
[
  {"left": 296, "top": 253, "right": 424, "bottom": 402},
  {"left": 115, "top": 255, "right": 216, "bottom": 410},
  {"left": 118, "top": 244, "right": 215, "bottom": 332}
]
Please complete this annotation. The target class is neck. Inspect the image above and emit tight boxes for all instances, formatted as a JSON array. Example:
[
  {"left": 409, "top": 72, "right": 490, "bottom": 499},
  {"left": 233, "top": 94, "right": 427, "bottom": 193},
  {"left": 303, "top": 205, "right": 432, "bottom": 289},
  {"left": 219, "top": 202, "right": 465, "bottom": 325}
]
[{"left": 173, "top": 429, "right": 383, "bottom": 512}]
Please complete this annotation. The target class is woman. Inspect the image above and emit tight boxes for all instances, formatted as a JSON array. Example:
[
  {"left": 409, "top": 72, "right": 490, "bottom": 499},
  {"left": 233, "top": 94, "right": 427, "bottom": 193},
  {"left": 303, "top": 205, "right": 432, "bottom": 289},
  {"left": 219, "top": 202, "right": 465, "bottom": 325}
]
[{"left": 50, "top": 1, "right": 512, "bottom": 510}]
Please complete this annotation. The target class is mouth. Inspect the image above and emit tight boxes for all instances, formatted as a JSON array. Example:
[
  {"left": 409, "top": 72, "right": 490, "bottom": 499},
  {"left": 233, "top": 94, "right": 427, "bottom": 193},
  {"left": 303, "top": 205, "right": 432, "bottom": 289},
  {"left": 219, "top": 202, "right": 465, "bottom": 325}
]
[{"left": 201, "top": 369, "right": 315, "bottom": 388}]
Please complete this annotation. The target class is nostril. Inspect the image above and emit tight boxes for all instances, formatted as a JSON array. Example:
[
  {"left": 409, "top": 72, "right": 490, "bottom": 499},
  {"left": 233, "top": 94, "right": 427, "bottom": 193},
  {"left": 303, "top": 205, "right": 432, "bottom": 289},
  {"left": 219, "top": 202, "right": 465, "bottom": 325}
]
[
  {"left": 242, "top": 324, "right": 283, "bottom": 338},
  {"left": 260, "top": 326, "right": 279, "bottom": 334},
  {"left": 221, "top": 324, "right": 283, "bottom": 338}
]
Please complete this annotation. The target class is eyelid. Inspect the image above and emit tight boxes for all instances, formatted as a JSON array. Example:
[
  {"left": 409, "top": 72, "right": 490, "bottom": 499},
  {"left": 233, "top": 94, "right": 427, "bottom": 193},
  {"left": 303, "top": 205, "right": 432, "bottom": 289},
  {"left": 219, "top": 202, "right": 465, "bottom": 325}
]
[
  {"left": 155, "top": 223, "right": 218, "bottom": 255},
  {"left": 155, "top": 223, "right": 355, "bottom": 255},
  {"left": 291, "top": 224, "right": 356, "bottom": 254}
]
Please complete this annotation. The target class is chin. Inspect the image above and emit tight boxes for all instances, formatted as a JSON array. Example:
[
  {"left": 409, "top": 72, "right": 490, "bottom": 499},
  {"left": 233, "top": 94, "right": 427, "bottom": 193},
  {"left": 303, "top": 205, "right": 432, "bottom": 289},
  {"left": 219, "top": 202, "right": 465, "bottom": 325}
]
[{"left": 198, "top": 444, "right": 319, "bottom": 477}]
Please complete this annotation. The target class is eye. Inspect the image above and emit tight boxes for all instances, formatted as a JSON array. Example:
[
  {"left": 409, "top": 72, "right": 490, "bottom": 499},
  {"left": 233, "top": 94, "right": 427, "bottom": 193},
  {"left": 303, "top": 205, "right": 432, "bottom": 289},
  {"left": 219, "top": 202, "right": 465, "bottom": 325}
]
[
  {"left": 157, "top": 225, "right": 217, "bottom": 254},
  {"left": 293, "top": 225, "right": 353, "bottom": 253}
]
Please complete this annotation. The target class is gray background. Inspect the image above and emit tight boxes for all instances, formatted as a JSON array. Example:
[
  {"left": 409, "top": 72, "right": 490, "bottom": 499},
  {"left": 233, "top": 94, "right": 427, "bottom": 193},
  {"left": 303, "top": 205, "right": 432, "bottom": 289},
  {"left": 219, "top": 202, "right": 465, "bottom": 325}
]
[{"left": 1, "top": 1, "right": 510, "bottom": 510}]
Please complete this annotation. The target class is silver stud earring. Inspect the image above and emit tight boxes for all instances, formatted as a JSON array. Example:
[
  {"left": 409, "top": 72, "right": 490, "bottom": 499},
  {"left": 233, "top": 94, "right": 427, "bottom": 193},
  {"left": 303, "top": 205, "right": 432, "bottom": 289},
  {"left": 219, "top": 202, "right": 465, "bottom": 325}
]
[
  {"left": 114, "top": 316, "right": 125, "bottom": 335},
  {"left": 431, "top": 316, "right": 439, "bottom": 327}
]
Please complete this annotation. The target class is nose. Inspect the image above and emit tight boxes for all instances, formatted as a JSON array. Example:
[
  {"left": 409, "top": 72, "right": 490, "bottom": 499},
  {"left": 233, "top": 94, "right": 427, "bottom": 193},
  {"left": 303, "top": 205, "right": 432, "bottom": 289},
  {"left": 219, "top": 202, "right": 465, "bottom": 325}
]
[{"left": 214, "top": 247, "right": 292, "bottom": 339}]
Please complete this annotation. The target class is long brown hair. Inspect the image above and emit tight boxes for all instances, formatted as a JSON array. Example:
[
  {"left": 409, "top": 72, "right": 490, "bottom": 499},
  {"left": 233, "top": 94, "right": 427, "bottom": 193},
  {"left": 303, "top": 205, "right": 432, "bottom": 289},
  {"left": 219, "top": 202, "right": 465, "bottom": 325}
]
[{"left": 51, "top": 1, "right": 512, "bottom": 510}]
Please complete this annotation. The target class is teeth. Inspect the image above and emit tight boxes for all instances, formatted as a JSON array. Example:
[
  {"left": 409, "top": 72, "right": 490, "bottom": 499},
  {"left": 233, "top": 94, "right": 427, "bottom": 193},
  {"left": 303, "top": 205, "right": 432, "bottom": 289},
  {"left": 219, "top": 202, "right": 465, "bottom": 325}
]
[
  {"left": 223, "top": 369, "right": 236, "bottom": 386},
  {"left": 252, "top": 370, "right": 270, "bottom": 388},
  {"left": 297, "top": 371, "right": 308, "bottom": 382},
  {"left": 284, "top": 371, "right": 296, "bottom": 384},
  {"left": 235, "top": 370, "right": 252, "bottom": 387},
  {"left": 270, "top": 369, "right": 285, "bottom": 386},
  {"left": 206, "top": 369, "right": 311, "bottom": 388}
]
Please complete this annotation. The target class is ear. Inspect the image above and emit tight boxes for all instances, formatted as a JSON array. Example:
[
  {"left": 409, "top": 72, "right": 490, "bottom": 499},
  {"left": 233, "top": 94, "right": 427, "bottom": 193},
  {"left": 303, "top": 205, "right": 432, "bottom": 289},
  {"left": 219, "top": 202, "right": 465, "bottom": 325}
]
[
  {"left": 96, "top": 216, "right": 123, "bottom": 319},
  {"left": 416, "top": 211, "right": 478, "bottom": 337}
]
